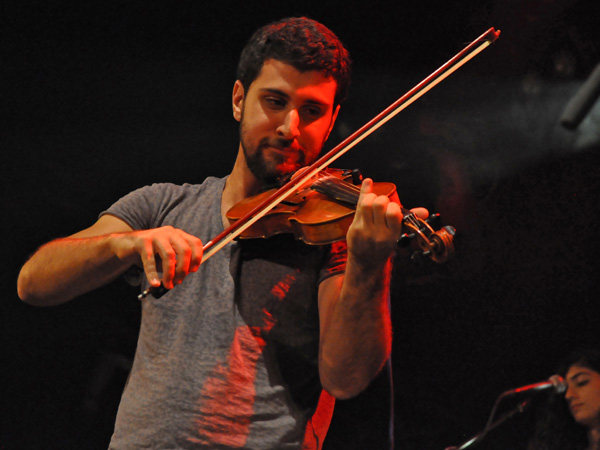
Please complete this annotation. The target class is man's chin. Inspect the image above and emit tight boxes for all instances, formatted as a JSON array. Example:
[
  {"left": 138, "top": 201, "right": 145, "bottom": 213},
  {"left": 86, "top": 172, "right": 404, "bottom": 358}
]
[{"left": 276, "top": 162, "right": 302, "bottom": 177}]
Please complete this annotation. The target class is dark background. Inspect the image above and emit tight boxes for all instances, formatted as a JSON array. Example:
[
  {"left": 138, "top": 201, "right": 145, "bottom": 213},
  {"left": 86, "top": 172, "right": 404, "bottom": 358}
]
[{"left": 2, "top": 0, "right": 599, "bottom": 449}]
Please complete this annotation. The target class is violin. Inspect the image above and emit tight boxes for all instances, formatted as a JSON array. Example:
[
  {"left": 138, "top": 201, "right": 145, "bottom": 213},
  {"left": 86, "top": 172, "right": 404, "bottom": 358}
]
[
  {"left": 138, "top": 27, "right": 499, "bottom": 299},
  {"left": 226, "top": 168, "right": 455, "bottom": 264}
]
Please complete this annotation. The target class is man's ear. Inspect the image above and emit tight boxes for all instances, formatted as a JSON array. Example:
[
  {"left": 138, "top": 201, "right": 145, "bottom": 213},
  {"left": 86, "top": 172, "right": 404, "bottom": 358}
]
[{"left": 232, "top": 80, "right": 245, "bottom": 122}]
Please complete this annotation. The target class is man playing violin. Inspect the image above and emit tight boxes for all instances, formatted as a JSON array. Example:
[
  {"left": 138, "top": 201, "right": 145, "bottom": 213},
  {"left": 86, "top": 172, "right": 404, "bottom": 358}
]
[{"left": 18, "top": 17, "right": 408, "bottom": 449}]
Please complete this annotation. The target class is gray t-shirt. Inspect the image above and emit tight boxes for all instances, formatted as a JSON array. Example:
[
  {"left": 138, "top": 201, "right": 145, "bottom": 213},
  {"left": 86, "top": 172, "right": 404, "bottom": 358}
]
[{"left": 103, "top": 177, "right": 346, "bottom": 449}]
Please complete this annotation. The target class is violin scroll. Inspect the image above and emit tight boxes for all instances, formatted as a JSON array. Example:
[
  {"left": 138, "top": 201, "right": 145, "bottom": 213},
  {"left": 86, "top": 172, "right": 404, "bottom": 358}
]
[{"left": 399, "top": 212, "right": 455, "bottom": 264}]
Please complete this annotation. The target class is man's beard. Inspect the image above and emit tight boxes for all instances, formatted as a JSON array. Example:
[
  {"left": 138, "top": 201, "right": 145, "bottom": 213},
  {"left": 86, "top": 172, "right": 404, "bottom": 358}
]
[{"left": 239, "top": 121, "right": 306, "bottom": 187}]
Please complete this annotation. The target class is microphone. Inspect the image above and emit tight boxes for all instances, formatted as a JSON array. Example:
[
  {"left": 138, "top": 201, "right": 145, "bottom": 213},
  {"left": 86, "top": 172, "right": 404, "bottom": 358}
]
[
  {"left": 444, "top": 375, "right": 567, "bottom": 449},
  {"left": 560, "top": 63, "right": 600, "bottom": 130},
  {"left": 503, "top": 375, "right": 567, "bottom": 396}
]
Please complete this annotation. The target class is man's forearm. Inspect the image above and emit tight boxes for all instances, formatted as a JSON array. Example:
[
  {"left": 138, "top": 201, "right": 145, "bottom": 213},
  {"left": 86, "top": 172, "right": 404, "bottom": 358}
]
[
  {"left": 17, "top": 235, "right": 133, "bottom": 306},
  {"left": 318, "top": 256, "right": 392, "bottom": 399}
]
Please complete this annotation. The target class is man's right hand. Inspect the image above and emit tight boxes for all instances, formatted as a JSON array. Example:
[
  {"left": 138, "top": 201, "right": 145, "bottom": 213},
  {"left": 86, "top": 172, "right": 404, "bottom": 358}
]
[{"left": 112, "top": 226, "right": 204, "bottom": 290}]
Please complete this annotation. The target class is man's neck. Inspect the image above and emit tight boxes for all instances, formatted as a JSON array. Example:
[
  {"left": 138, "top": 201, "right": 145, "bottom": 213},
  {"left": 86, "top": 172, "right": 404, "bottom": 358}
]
[{"left": 221, "top": 146, "right": 263, "bottom": 228}]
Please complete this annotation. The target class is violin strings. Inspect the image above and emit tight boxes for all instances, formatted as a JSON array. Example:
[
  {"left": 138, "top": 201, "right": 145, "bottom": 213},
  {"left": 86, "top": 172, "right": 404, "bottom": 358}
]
[
  {"left": 328, "top": 180, "right": 360, "bottom": 204},
  {"left": 312, "top": 175, "right": 360, "bottom": 205},
  {"left": 314, "top": 175, "right": 423, "bottom": 226},
  {"left": 314, "top": 175, "right": 424, "bottom": 231}
]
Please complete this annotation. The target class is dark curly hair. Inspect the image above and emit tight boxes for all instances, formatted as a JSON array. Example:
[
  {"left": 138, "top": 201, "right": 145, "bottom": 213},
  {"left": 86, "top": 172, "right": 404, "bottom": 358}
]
[
  {"left": 527, "top": 349, "right": 600, "bottom": 450},
  {"left": 236, "top": 17, "right": 352, "bottom": 107}
]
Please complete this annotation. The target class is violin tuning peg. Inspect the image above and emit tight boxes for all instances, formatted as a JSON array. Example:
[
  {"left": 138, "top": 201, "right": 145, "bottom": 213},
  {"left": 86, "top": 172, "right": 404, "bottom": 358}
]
[
  {"left": 425, "top": 213, "right": 441, "bottom": 227},
  {"left": 442, "top": 225, "right": 456, "bottom": 237},
  {"left": 351, "top": 169, "right": 363, "bottom": 185},
  {"left": 397, "top": 232, "right": 414, "bottom": 247},
  {"left": 410, "top": 250, "right": 427, "bottom": 264}
]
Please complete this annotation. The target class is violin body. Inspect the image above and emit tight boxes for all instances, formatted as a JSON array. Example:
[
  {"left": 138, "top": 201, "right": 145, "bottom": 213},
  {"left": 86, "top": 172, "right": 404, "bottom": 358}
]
[
  {"left": 226, "top": 168, "right": 454, "bottom": 264},
  {"left": 227, "top": 169, "right": 396, "bottom": 245}
]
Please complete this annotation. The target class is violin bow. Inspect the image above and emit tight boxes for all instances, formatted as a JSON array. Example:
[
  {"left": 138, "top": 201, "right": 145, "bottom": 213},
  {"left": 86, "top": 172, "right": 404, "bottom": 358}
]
[{"left": 140, "top": 27, "right": 500, "bottom": 300}]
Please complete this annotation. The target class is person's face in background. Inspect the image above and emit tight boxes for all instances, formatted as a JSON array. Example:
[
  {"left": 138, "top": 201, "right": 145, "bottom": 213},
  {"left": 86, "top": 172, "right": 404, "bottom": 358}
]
[{"left": 565, "top": 364, "right": 600, "bottom": 429}]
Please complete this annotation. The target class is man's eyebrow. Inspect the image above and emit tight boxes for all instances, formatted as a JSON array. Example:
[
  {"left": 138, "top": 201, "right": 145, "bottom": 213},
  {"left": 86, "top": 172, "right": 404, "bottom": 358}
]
[
  {"left": 259, "top": 88, "right": 327, "bottom": 106},
  {"left": 260, "top": 88, "right": 289, "bottom": 99}
]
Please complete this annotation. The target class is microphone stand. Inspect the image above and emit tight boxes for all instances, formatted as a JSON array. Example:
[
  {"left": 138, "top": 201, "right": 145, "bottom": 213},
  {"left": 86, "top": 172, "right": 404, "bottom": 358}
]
[{"left": 444, "top": 399, "right": 531, "bottom": 450}]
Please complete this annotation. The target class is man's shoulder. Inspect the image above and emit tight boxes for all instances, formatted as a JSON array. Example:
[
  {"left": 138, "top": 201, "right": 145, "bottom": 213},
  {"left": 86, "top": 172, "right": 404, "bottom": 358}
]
[
  {"left": 145, "top": 176, "right": 225, "bottom": 193},
  {"left": 131, "top": 176, "right": 226, "bottom": 201}
]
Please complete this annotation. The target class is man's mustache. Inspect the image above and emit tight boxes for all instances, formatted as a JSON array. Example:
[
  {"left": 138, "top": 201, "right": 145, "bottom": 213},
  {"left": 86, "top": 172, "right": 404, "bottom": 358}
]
[{"left": 261, "top": 138, "right": 303, "bottom": 153}]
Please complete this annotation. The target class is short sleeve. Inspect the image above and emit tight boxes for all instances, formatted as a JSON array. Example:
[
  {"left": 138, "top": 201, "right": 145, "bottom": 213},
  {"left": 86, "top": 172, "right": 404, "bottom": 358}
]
[
  {"left": 100, "top": 184, "right": 176, "bottom": 231},
  {"left": 318, "top": 240, "right": 347, "bottom": 284}
]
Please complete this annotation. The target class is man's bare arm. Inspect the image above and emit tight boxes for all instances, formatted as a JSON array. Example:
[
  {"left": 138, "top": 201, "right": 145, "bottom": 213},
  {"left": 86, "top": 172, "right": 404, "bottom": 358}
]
[
  {"left": 17, "top": 215, "right": 203, "bottom": 306},
  {"left": 317, "top": 179, "right": 406, "bottom": 399}
]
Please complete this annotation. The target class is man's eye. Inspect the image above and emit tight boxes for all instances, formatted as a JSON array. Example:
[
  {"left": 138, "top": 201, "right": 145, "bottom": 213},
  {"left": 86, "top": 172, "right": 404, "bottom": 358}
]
[
  {"left": 265, "top": 97, "right": 285, "bottom": 108},
  {"left": 577, "top": 380, "right": 589, "bottom": 387},
  {"left": 302, "top": 107, "right": 323, "bottom": 118}
]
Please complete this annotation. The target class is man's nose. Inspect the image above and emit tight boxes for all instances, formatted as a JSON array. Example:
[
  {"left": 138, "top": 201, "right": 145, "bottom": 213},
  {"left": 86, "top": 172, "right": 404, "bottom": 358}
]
[{"left": 277, "top": 109, "right": 300, "bottom": 140}]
